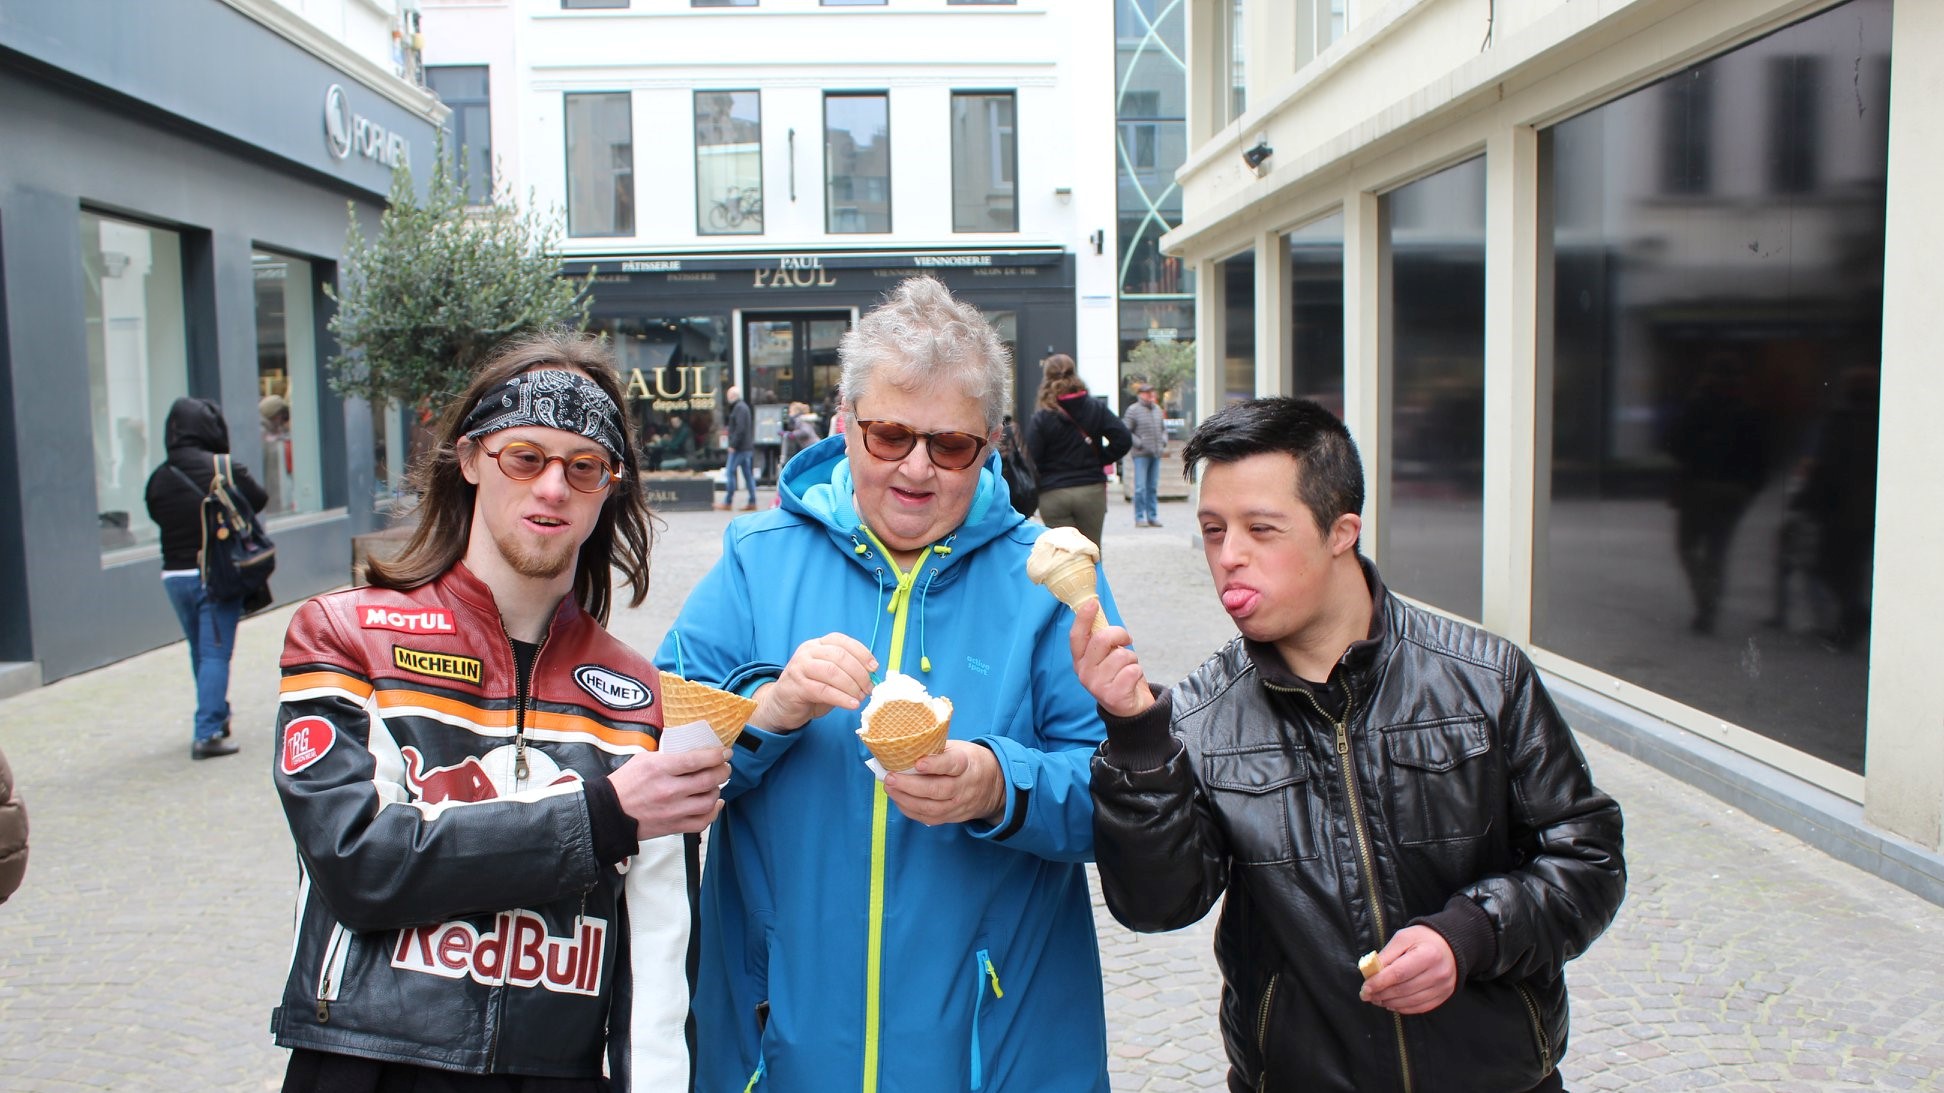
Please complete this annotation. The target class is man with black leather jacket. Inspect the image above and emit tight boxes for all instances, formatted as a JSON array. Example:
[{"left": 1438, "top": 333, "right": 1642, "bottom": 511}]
[{"left": 1070, "top": 398, "right": 1624, "bottom": 1093}]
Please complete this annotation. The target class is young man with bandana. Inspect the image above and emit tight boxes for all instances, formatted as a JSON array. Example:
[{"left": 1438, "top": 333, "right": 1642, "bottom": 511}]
[{"left": 269, "top": 332, "right": 731, "bottom": 1091}]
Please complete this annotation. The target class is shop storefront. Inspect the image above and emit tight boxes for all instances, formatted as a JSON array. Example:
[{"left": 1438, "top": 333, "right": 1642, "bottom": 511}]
[
  {"left": 561, "top": 249, "right": 1075, "bottom": 483},
  {"left": 0, "top": 2, "right": 441, "bottom": 686}
]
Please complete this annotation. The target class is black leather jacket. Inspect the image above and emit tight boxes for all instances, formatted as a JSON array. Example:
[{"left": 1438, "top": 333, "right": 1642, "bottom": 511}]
[{"left": 1092, "top": 561, "right": 1624, "bottom": 1093}]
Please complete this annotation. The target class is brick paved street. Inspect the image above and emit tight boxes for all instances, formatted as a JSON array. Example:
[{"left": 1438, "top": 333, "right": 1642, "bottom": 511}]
[{"left": 2, "top": 491, "right": 1941, "bottom": 1090}]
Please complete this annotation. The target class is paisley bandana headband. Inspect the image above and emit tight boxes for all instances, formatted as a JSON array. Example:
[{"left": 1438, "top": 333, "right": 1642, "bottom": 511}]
[{"left": 462, "top": 369, "right": 627, "bottom": 465}]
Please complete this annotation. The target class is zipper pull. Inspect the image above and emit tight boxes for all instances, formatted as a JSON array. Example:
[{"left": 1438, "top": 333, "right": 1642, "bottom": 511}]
[
  {"left": 983, "top": 953, "right": 1004, "bottom": 999},
  {"left": 315, "top": 982, "right": 331, "bottom": 1023},
  {"left": 515, "top": 739, "right": 530, "bottom": 782}
]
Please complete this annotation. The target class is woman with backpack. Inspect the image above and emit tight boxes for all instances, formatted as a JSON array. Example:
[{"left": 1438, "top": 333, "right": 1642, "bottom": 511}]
[
  {"left": 1026, "top": 353, "right": 1133, "bottom": 551},
  {"left": 143, "top": 397, "right": 268, "bottom": 761}
]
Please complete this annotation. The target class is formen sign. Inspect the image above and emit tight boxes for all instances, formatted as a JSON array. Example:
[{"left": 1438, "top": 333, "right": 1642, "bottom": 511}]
[{"left": 324, "top": 84, "right": 409, "bottom": 168}]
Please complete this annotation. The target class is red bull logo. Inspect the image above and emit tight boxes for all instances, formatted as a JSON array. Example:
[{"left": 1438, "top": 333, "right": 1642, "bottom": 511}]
[
  {"left": 392, "top": 909, "right": 607, "bottom": 996},
  {"left": 400, "top": 744, "right": 581, "bottom": 804},
  {"left": 360, "top": 605, "right": 456, "bottom": 634}
]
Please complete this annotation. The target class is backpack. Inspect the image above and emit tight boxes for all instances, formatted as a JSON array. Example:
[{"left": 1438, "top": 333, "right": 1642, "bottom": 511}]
[
  {"left": 173, "top": 455, "right": 276, "bottom": 610},
  {"left": 998, "top": 420, "right": 1039, "bottom": 518}
]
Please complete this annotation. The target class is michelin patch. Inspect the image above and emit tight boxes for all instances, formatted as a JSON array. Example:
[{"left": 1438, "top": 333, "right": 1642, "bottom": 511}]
[
  {"left": 574, "top": 665, "right": 652, "bottom": 710},
  {"left": 394, "top": 646, "right": 484, "bottom": 685}
]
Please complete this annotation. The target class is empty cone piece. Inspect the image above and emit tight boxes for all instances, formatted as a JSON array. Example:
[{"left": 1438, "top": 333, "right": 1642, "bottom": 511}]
[{"left": 658, "top": 672, "right": 758, "bottom": 747}]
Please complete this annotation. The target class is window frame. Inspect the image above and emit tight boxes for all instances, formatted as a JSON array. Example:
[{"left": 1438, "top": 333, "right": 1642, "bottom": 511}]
[
  {"left": 950, "top": 90, "right": 1018, "bottom": 233},
  {"left": 823, "top": 91, "right": 892, "bottom": 235},
  {"left": 564, "top": 90, "right": 636, "bottom": 238},
  {"left": 694, "top": 89, "right": 765, "bottom": 237}
]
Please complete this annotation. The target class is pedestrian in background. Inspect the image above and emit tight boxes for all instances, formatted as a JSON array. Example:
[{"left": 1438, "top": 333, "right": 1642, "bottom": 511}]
[
  {"left": 269, "top": 332, "right": 729, "bottom": 1089},
  {"left": 0, "top": 744, "right": 27, "bottom": 903},
  {"left": 1027, "top": 353, "right": 1132, "bottom": 550},
  {"left": 718, "top": 383, "right": 758, "bottom": 511},
  {"left": 1122, "top": 382, "right": 1167, "bottom": 528},
  {"left": 1076, "top": 397, "right": 1625, "bottom": 1093},
  {"left": 144, "top": 397, "right": 268, "bottom": 761},
  {"left": 660, "top": 277, "right": 1117, "bottom": 1092}
]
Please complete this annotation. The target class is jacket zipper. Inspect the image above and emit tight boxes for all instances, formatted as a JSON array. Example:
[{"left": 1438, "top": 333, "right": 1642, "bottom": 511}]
[
  {"left": 969, "top": 948, "right": 1004, "bottom": 1090},
  {"left": 857, "top": 531, "right": 932, "bottom": 1093},
  {"left": 1254, "top": 970, "right": 1279, "bottom": 1090},
  {"left": 1271, "top": 680, "right": 1413, "bottom": 1093},
  {"left": 314, "top": 921, "right": 352, "bottom": 1023},
  {"left": 1516, "top": 982, "right": 1554, "bottom": 1075},
  {"left": 484, "top": 620, "right": 548, "bottom": 1070}
]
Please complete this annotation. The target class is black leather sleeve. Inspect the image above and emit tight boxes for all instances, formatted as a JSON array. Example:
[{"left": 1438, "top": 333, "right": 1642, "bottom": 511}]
[
  {"left": 1461, "top": 650, "right": 1627, "bottom": 981},
  {"left": 1090, "top": 693, "right": 1231, "bottom": 933}
]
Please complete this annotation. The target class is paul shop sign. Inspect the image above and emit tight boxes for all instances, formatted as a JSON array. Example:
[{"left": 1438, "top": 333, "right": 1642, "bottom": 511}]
[{"left": 324, "top": 84, "right": 409, "bottom": 168}]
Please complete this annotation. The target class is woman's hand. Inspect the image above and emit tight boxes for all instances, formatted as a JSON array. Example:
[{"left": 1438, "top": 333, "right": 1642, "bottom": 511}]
[{"left": 750, "top": 633, "right": 878, "bottom": 732}]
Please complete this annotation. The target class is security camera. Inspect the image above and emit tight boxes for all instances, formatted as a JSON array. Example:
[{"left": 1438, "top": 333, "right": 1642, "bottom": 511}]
[{"left": 1241, "top": 140, "right": 1273, "bottom": 172}]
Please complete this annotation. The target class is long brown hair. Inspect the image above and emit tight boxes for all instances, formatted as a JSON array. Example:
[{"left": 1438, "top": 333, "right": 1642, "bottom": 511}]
[
  {"left": 1034, "top": 352, "right": 1087, "bottom": 412},
  {"left": 364, "top": 329, "right": 655, "bottom": 624}
]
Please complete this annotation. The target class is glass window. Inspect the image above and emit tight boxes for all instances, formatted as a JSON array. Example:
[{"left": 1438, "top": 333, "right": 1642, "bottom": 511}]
[
  {"left": 825, "top": 93, "right": 890, "bottom": 233},
  {"left": 951, "top": 92, "right": 1017, "bottom": 232},
  {"left": 252, "top": 250, "right": 323, "bottom": 518},
  {"left": 1381, "top": 156, "right": 1487, "bottom": 623},
  {"left": 696, "top": 91, "right": 763, "bottom": 235},
  {"left": 588, "top": 315, "right": 732, "bottom": 471},
  {"left": 566, "top": 92, "right": 634, "bottom": 237},
  {"left": 1537, "top": 0, "right": 1889, "bottom": 775},
  {"left": 1221, "top": 251, "right": 1254, "bottom": 405},
  {"left": 563, "top": 0, "right": 628, "bottom": 8},
  {"left": 1116, "top": 0, "right": 1194, "bottom": 412},
  {"left": 82, "top": 211, "right": 188, "bottom": 555},
  {"left": 1225, "top": 0, "right": 1246, "bottom": 122},
  {"left": 426, "top": 65, "right": 492, "bottom": 205},
  {"left": 1659, "top": 69, "right": 1713, "bottom": 194},
  {"left": 1287, "top": 213, "right": 1344, "bottom": 418}
]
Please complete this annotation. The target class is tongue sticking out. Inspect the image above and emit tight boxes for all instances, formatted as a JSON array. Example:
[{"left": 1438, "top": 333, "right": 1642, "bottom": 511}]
[{"left": 1221, "top": 588, "right": 1259, "bottom": 614}]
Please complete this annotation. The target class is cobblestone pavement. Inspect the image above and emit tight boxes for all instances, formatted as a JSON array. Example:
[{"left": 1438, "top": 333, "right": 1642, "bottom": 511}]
[{"left": 1, "top": 491, "right": 1940, "bottom": 1090}]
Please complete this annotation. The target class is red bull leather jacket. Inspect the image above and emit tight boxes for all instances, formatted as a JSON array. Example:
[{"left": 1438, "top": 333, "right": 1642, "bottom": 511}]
[{"left": 269, "top": 564, "right": 695, "bottom": 1086}]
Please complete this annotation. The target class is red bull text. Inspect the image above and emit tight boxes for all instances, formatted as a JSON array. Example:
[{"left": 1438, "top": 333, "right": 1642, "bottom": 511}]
[{"left": 392, "top": 910, "right": 606, "bottom": 996}]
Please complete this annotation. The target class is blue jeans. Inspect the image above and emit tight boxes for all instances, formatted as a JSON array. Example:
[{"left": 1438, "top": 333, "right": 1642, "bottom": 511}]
[
  {"left": 1132, "top": 453, "right": 1160, "bottom": 524},
  {"left": 163, "top": 574, "right": 242, "bottom": 744},
  {"left": 724, "top": 449, "right": 757, "bottom": 505}
]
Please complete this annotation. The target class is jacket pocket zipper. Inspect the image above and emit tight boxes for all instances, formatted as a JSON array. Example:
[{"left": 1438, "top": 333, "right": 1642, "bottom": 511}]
[
  {"left": 969, "top": 948, "right": 1005, "bottom": 1090},
  {"left": 1516, "top": 982, "right": 1554, "bottom": 1075},
  {"left": 314, "top": 922, "right": 351, "bottom": 1023},
  {"left": 1254, "top": 971, "right": 1278, "bottom": 1089}
]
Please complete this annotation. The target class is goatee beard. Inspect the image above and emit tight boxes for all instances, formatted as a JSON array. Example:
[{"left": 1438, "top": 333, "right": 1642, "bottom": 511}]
[{"left": 496, "top": 530, "right": 576, "bottom": 581}]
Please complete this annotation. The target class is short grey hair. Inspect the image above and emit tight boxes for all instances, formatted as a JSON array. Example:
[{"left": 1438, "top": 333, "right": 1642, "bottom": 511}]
[{"left": 838, "top": 276, "right": 1013, "bottom": 430}]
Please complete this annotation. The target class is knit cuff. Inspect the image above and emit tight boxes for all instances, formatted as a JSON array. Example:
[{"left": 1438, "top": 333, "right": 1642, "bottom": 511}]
[
  {"left": 583, "top": 774, "right": 638, "bottom": 867},
  {"left": 1412, "top": 894, "right": 1496, "bottom": 984},
  {"left": 1099, "top": 690, "right": 1176, "bottom": 772}
]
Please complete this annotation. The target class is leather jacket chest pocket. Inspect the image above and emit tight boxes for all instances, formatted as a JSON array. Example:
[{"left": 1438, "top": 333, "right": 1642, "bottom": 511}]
[
  {"left": 1202, "top": 746, "right": 1319, "bottom": 864},
  {"left": 1382, "top": 719, "right": 1496, "bottom": 846}
]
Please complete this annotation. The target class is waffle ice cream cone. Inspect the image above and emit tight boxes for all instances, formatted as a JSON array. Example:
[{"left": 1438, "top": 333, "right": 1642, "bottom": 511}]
[
  {"left": 1027, "top": 526, "right": 1107, "bottom": 633},
  {"left": 657, "top": 672, "right": 758, "bottom": 747},
  {"left": 856, "top": 673, "right": 953, "bottom": 773}
]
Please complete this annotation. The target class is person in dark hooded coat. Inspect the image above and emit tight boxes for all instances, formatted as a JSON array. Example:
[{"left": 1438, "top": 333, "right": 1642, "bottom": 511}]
[{"left": 144, "top": 397, "right": 269, "bottom": 760}]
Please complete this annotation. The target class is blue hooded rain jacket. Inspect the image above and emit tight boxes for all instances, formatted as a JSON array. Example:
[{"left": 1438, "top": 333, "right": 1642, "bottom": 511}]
[{"left": 657, "top": 434, "right": 1114, "bottom": 1093}]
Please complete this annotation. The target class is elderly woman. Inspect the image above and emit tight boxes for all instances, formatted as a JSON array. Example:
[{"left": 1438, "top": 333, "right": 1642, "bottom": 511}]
[{"left": 658, "top": 277, "right": 1116, "bottom": 1093}]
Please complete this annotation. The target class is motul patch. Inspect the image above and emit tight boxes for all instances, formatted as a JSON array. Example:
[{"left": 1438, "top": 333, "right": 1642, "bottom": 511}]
[
  {"left": 281, "top": 716, "right": 337, "bottom": 775},
  {"left": 360, "top": 605, "right": 456, "bottom": 634}
]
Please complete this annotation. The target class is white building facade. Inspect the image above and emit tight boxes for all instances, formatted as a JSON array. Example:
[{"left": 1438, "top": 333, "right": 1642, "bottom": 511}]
[
  {"left": 1165, "top": 0, "right": 1942, "bottom": 903},
  {"left": 419, "top": 0, "right": 1117, "bottom": 479}
]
